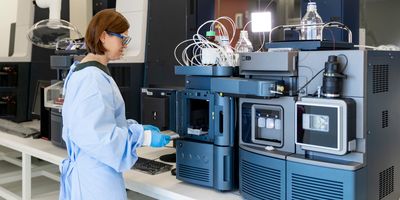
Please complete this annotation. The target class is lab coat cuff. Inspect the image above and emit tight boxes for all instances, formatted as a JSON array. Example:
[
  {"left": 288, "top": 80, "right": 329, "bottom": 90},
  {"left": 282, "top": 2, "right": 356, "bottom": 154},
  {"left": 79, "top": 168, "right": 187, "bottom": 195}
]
[
  {"left": 128, "top": 123, "right": 145, "bottom": 147},
  {"left": 142, "top": 130, "right": 152, "bottom": 146},
  {"left": 126, "top": 119, "right": 138, "bottom": 125}
]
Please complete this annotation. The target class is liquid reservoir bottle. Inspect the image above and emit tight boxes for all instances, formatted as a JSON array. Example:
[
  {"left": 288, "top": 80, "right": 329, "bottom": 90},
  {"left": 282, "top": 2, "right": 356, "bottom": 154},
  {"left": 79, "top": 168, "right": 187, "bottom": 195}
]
[
  {"left": 235, "top": 30, "right": 253, "bottom": 53},
  {"left": 219, "top": 36, "right": 236, "bottom": 66},
  {"left": 206, "top": 31, "right": 217, "bottom": 44},
  {"left": 202, "top": 31, "right": 219, "bottom": 65},
  {"left": 300, "top": 2, "right": 323, "bottom": 40}
]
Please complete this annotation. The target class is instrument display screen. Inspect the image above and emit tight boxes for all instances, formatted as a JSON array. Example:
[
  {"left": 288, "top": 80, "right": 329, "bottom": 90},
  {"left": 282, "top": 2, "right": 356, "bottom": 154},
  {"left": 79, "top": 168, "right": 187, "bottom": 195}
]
[
  {"left": 302, "top": 114, "right": 329, "bottom": 132},
  {"left": 297, "top": 105, "right": 338, "bottom": 149}
]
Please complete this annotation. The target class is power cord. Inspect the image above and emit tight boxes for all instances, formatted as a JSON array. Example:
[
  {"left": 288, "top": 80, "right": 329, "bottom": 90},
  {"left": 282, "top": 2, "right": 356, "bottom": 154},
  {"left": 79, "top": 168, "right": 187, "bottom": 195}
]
[
  {"left": 297, "top": 54, "right": 349, "bottom": 95},
  {"left": 296, "top": 67, "right": 324, "bottom": 95}
]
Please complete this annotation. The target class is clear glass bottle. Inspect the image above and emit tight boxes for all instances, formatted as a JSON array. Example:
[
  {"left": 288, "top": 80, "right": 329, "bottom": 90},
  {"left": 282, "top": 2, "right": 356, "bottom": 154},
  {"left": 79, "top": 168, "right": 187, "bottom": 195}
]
[
  {"left": 235, "top": 30, "right": 253, "bottom": 53},
  {"left": 219, "top": 35, "right": 236, "bottom": 66},
  {"left": 300, "top": 2, "right": 323, "bottom": 40}
]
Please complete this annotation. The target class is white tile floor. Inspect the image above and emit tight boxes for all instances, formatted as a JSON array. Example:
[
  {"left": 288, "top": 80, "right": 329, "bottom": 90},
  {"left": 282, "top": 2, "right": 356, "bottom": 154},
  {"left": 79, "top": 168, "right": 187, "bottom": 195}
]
[{"left": 0, "top": 146, "right": 155, "bottom": 200}]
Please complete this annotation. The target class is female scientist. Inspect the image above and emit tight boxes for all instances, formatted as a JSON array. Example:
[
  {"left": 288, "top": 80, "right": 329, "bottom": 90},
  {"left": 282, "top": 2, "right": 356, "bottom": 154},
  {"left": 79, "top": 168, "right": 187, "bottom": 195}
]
[{"left": 59, "top": 9, "right": 170, "bottom": 200}]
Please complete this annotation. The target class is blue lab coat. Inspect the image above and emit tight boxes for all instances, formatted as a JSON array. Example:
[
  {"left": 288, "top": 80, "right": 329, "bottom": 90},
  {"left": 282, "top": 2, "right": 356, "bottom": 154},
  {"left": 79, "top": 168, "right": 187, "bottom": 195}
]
[{"left": 59, "top": 61, "right": 144, "bottom": 200}]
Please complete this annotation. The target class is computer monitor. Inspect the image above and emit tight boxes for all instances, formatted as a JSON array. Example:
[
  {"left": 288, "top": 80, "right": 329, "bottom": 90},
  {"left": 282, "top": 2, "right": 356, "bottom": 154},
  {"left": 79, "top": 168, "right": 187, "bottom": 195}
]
[
  {"left": 31, "top": 80, "right": 50, "bottom": 119},
  {"left": 140, "top": 87, "right": 181, "bottom": 163},
  {"left": 31, "top": 80, "right": 51, "bottom": 140}
]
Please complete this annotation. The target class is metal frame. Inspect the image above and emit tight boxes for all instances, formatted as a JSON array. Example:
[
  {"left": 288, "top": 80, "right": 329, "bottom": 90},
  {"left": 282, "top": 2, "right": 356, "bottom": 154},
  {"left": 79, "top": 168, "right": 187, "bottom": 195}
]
[
  {"left": 250, "top": 104, "right": 284, "bottom": 147},
  {"left": 0, "top": 148, "right": 59, "bottom": 200},
  {"left": 295, "top": 98, "right": 348, "bottom": 155},
  {"left": 269, "top": 21, "right": 352, "bottom": 43}
]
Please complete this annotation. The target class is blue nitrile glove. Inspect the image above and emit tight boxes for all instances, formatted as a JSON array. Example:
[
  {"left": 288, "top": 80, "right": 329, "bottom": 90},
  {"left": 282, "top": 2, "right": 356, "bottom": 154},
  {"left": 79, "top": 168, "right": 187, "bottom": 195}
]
[
  {"left": 150, "top": 132, "right": 171, "bottom": 147},
  {"left": 142, "top": 125, "right": 170, "bottom": 147}
]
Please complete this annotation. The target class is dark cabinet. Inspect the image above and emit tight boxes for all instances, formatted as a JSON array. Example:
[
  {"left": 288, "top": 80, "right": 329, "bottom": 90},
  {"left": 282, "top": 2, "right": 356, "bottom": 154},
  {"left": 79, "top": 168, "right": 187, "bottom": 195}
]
[{"left": 0, "top": 63, "right": 30, "bottom": 122}]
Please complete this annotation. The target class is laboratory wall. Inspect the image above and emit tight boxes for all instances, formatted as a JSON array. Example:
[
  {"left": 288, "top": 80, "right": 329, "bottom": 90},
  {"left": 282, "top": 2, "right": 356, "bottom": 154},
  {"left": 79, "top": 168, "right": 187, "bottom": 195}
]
[
  {"left": 214, "top": 0, "right": 249, "bottom": 45},
  {"left": 0, "top": 0, "right": 33, "bottom": 62},
  {"left": 145, "top": 0, "right": 214, "bottom": 88},
  {"left": 0, "top": 0, "right": 18, "bottom": 58},
  {"left": 216, "top": 0, "right": 400, "bottom": 47},
  {"left": 360, "top": 0, "right": 400, "bottom": 47}
]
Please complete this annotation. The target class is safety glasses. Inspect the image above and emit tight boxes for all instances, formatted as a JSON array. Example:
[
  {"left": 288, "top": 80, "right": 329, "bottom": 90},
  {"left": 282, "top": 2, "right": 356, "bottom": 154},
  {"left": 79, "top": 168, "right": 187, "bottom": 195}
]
[{"left": 106, "top": 31, "right": 132, "bottom": 45}]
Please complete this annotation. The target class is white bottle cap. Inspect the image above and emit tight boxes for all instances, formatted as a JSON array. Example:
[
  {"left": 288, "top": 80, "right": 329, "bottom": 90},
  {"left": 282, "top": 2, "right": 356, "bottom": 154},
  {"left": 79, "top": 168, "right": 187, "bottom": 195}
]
[{"left": 307, "top": 2, "right": 317, "bottom": 11}]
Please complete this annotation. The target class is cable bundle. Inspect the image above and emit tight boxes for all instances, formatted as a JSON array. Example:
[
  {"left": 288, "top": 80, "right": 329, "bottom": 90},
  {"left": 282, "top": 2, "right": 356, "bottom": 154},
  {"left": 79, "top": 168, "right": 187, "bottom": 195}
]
[{"left": 174, "top": 16, "right": 239, "bottom": 67}]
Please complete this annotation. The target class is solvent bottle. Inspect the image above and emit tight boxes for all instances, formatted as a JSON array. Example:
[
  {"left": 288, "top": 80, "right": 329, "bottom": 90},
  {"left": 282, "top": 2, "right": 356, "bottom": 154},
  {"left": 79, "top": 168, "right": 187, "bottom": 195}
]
[
  {"left": 300, "top": 2, "right": 323, "bottom": 40},
  {"left": 219, "top": 35, "right": 235, "bottom": 66},
  {"left": 206, "top": 31, "right": 217, "bottom": 44},
  {"left": 235, "top": 30, "right": 253, "bottom": 53}
]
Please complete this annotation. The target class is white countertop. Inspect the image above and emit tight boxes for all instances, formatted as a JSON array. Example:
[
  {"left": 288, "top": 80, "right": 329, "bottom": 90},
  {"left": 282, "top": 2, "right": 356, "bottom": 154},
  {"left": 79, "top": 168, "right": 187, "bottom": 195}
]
[
  {"left": 0, "top": 130, "right": 66, "bottom": 165},
  {"left": 0, "top": 129, "right": 242, "bottom": 200}
]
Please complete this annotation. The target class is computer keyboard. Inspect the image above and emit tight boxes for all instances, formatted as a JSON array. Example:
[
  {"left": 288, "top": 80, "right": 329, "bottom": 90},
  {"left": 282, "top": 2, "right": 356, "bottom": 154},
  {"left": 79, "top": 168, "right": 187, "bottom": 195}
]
[
  {"left": 132, "top": 157, "right": 173, "bottom": 175},
  {"left": 0, "top": 119, "right": 39, "bottom": 138}
]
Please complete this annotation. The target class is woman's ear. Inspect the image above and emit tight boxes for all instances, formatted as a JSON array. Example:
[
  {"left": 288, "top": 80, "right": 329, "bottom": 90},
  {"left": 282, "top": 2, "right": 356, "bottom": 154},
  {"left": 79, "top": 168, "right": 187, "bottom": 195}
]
[{"left": 100, "top": 31, "right": 107, "bottom": 43}]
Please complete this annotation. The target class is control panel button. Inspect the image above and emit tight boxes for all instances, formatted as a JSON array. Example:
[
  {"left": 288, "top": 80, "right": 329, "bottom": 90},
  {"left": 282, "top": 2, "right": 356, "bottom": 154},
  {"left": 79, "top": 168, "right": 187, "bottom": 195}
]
[
  {"left": 266, "top": 118, "right": 275, "bottom": 129},
  {"left": 258, "top": 117, "right": 266, "bottom": 128},
  {"left": 275, "top": 119, "right": 281, "bottom": 130}
]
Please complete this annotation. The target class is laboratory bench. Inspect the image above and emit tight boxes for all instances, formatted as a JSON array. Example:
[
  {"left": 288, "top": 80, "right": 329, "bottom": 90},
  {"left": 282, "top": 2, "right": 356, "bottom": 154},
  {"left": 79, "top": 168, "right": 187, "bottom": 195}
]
[{"left": 0, "top": 126, "right": 242, "bottom": 200}]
